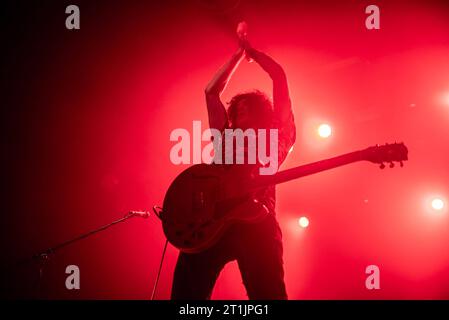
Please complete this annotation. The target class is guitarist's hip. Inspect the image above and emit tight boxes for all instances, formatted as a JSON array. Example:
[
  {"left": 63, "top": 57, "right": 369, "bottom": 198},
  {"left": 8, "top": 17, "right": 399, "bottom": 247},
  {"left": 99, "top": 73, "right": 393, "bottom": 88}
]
[{"left": 220, "top": 212, "right": 283, "bottom": 253}]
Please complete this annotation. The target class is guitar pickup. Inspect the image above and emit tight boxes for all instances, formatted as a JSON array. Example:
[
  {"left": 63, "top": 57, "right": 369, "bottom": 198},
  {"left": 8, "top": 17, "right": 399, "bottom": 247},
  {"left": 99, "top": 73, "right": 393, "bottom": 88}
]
[{"left": 193, "top": 191, "right": 205, "bottom": 210}]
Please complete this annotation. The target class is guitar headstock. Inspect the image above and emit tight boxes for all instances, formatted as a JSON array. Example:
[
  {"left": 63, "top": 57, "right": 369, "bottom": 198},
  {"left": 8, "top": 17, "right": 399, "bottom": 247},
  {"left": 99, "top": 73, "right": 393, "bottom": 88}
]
[{"left": 363, "top": 142, "right": 408, "bottom": 169}]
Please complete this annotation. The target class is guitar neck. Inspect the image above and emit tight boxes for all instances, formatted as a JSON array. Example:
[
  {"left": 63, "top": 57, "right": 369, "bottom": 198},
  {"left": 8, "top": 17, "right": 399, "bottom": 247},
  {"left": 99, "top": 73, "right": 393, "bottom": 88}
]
[{"left": 254, "top": 150, "right": 364, "bottom": 188}]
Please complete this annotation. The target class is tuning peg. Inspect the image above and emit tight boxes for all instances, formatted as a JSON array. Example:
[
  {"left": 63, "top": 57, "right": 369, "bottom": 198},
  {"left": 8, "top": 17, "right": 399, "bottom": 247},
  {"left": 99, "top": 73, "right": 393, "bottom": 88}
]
[
  {"left": 380, "top": 162, "right": 385, "bottom": 169},
  {"left": 389, "top": 162, "right": 395, "bottom": 168}
]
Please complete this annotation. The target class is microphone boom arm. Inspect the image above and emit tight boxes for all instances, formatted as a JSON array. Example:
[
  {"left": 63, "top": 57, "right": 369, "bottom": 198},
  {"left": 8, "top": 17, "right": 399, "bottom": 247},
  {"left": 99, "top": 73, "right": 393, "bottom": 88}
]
[{"left": 19, "top": 210, "right": 151, "bottom": 266}]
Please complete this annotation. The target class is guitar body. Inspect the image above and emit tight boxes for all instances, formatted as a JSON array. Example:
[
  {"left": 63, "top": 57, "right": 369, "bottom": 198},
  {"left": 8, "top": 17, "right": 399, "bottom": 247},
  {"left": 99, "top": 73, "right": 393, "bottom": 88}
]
[
  {"left": 162, "top": 164, "right": 269, "bottom": 253},
  {"left": 161, "top": 143, "right": 408, "bottom": 253}
]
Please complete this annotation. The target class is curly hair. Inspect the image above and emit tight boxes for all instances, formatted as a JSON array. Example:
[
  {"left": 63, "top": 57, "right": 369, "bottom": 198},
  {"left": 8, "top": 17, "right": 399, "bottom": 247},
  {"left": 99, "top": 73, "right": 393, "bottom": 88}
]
[{"left": 227, "top": 90, "right": 274, "bottom": 129}]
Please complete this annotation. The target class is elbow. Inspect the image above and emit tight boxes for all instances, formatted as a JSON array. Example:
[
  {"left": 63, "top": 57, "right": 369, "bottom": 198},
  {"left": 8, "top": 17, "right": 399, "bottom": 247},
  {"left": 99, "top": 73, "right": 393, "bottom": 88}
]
[
  {"left": 205, "top": 86, "right": 220, "bottom": 98},
  {"left": 270, "top": 65, "right": 287, "bottom": 81},
  {"left": 204, "top": 83, "right": 212, "bottom": 94},
  {"left": 205, "top": 85, "right": 216, "bottom": 96}
]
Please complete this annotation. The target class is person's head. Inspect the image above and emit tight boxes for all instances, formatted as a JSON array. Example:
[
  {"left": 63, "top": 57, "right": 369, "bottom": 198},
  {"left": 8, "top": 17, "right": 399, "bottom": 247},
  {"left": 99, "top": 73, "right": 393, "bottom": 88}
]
[{"left": 227, "top": 90, "right": 274, "bottom": 130}]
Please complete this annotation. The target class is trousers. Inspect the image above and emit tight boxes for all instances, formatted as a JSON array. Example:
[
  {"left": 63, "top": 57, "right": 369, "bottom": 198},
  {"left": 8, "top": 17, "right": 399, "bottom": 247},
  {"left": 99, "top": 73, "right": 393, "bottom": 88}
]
[{"left": 171, "top": 214, "right": 287, "bottom": 300}]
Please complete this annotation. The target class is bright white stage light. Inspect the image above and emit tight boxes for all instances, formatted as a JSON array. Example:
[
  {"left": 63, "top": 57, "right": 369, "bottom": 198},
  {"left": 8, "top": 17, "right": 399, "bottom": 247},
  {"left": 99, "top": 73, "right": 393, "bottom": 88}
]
[
  {"left": 298, "top": 216, "right": 310, "bottom": 228},
  {"left": 431, "top": 198, "right": 444, "bottom": 211},
  {"left": 318, "top": 124, "right": 332, "bottom": 138}
]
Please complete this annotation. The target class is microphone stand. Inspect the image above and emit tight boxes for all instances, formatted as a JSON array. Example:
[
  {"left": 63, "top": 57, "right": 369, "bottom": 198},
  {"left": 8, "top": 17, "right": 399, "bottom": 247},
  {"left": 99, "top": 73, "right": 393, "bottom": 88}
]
[{"left": 16, "top": 210, "right": 151, "bottom": 297}]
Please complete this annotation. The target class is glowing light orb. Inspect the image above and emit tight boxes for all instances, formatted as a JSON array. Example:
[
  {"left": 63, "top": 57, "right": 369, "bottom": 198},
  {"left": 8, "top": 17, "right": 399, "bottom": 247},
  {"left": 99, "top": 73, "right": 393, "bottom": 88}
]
[
  {"left": 431, "top": 198, "right": 444, "bottom": 211},
  {"left": 298, "top": 216, "right": 309, "bottom": 228},
  {"left": 318, "top": 124, "right": 332, "bottom": 138}
]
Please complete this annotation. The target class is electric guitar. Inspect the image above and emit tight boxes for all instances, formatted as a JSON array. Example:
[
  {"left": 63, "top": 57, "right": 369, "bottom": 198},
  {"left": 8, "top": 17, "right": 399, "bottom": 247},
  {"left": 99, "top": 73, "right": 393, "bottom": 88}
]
[{"left": 162, "top": 142, "right": 408, "bottom": 253}]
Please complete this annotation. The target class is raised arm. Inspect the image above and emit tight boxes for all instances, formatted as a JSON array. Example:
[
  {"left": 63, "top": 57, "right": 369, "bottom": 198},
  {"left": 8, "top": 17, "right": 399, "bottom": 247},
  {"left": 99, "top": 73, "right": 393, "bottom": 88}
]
[
  {"left": 245, "top": 45, "right": 292, "bottom": 123},
  {"left": 205, "top": 47, "right": 245, "bottom": 131}
]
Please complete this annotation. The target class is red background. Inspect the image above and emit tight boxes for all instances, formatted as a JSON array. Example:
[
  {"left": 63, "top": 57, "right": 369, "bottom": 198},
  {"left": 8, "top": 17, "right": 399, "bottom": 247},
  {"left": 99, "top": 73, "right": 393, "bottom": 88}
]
[{"left": 2, "top": 0, "right": 449, "bottom": 299}]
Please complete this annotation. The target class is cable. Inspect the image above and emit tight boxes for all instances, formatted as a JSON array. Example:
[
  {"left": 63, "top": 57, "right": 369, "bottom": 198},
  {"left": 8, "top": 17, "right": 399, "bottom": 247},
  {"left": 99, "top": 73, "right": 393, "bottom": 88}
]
[
  {"left": 150, "top": 204, "right": 166, "bottom": 300},
  {"left": 151, "top": 238, "right": 168, "bottom": 300}
]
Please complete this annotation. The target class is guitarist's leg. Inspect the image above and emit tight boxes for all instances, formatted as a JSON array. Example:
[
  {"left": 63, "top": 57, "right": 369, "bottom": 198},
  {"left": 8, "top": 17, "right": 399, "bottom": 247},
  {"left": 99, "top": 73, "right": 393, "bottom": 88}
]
[
  {"left": 171, "top": 250, "right": 229, "bottom": 300},
  {"left": 236, "top": 215, "right": 288, "bottom": 300}
]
